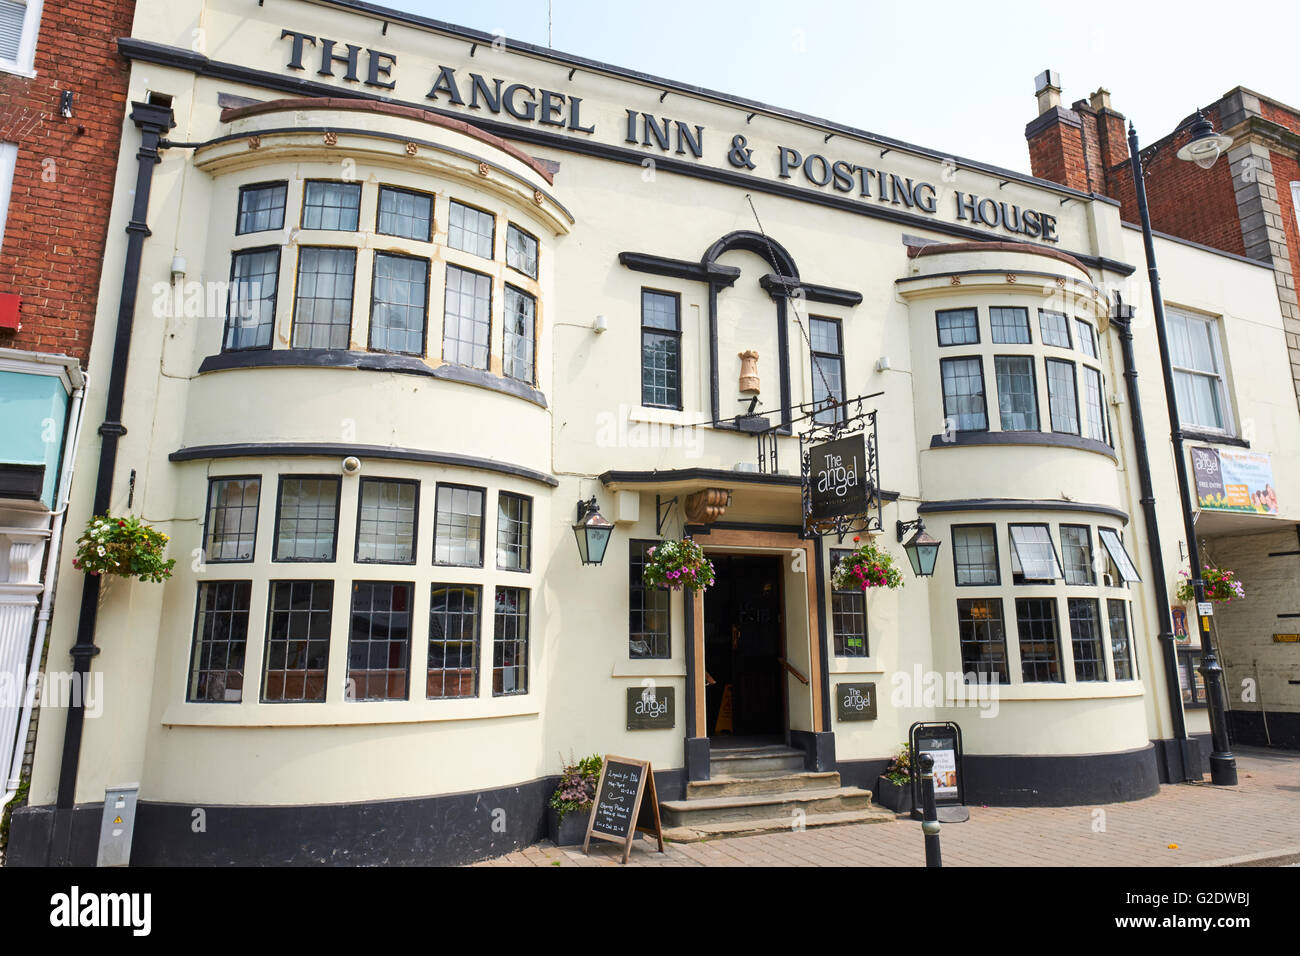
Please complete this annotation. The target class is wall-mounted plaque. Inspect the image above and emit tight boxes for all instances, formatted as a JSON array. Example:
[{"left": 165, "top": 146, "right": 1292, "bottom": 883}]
[
  {"left": 626, "top": 686, "right": 675, "bottom": 730},
  {"left": 835, "top": 682, "right": 877, "bottom": 721}
]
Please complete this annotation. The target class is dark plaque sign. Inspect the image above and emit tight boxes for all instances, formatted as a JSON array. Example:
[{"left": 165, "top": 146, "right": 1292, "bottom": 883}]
[
  {"left": 835, "top": 682, "right": 878, "bottom": 721},
  {"left": 626, "top": 686, "right": 675, "bottom": 730},
  {"left": 583, "top": 756, "right": 664, "bottom": 863},
  {"left": 807, "top": 434, "right": 868, "bottom": 521}
]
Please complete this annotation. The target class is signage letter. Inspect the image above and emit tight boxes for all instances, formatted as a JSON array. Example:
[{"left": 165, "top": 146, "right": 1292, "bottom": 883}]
[
  {"left": 280, "top": 29, "right": 317, "bottom": 71},
  {"left": 427, "top": 66, "right": 465, "bottom": 105}
]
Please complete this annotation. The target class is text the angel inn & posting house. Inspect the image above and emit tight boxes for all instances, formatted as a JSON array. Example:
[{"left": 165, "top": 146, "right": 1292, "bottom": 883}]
[{"left": 9, "top": 0, "right": 1300, "bottom": 865}]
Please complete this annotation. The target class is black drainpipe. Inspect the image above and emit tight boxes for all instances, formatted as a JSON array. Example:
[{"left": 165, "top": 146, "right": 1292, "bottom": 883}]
[
  {"left": 50, "top": 101, "right": 175, "bottom": 865},
  {"left": 1110, "top": 294, "right": 1196, "bottom": 783}
]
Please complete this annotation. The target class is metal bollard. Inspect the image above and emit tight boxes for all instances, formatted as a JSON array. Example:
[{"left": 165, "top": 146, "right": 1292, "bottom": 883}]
[{"left": 919, "top": 753, "right": 942, "bottom": 868}]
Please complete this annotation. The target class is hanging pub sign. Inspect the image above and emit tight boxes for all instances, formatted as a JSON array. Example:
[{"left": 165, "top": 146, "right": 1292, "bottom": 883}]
[
  {"left": 583, "top": 756, "right": 665, "bottom": 863},
  {"left": 808, "top": 434, "right": 868, "bottom": 520},
  {"left": 799, "top": 397, "right": 882, "bottom": 537}
]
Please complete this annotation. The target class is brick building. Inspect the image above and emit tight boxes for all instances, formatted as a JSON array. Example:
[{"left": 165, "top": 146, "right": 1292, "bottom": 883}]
[
  {"left": 1027, "top": 75, "right": 1300, "bottom": 750},
  {"left": 1026, "top": 75, "right": 1300, "bottom": 410},
  {"left": 0, "top": 0, "right": 135, "bottom": 834}
]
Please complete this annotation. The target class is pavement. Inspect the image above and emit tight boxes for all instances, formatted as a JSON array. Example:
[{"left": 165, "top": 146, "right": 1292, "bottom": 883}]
[{"left": 474, "top": 747, "right": 1300, "bottom": 867}]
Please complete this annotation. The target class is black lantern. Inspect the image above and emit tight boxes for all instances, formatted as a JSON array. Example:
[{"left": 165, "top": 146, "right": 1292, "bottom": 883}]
[
  {"left": 573, "top": 497, "right": 613, "bottom": 566},
  {"left": 1175, "top": 110, "right": 1233, "bottom": 170},
  {"left": 896, "top": 519, "right": 942, "bottom": 578}
]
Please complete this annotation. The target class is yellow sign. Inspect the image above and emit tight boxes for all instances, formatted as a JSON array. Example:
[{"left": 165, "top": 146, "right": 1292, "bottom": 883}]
[{"left": 1274, "top": 634, "right": 1300, "bottom": 644}]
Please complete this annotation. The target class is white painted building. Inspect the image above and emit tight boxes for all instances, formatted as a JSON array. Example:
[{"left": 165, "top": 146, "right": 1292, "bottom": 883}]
[{"left": 7, "top": 0, "right": 1299, "bottom": 865}]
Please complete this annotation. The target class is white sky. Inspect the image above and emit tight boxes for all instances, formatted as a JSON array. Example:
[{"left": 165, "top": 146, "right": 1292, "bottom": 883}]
[{"left": 381, "top": 0, "right": 1300, "bottom": 174}]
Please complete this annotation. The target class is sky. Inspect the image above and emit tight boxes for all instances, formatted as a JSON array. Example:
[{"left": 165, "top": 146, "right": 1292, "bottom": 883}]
[{"left": 374, "top": 0, "right": 1300, "bottom": 174}]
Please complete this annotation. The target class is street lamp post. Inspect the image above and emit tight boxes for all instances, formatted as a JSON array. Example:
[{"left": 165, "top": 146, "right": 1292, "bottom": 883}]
[{"left": 1126, "top": 112, "right": 1237, "bottom": 786}]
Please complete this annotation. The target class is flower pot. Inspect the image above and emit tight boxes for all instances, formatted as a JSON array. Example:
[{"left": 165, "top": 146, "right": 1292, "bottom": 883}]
[
  {"left": 875, "top": 776, "right": 913, "bottom": 813},
  {"left": 547, "top": 806, "right": 590, "bottom": 847}
]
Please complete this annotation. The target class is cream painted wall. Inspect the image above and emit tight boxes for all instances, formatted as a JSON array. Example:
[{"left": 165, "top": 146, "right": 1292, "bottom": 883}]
[{"left": 26, "top": 0, "right": 1300, "bottom": 814}]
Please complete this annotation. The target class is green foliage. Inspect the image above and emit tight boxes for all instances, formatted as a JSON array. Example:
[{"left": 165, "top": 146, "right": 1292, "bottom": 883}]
[
  {"left": 1175, "top": 566, "right": 1245, "bottom": 604},
  {"left": 641, "top": 537, "right": 716, "bottom": 592},
  {"left": 72, "top": 512, "right": 176, "bottom": 583},
  {"left": 1, "top": 773, "right": 30, "bottom": 853},
  {"left": 548, "top": 753, "right": 604, "bottom": 823},
  {"left": 831, "top": 537, "right": 905, "bottom": 592},
  {"left": 883, "top": 742, "right": 912, "bottom": 786}
]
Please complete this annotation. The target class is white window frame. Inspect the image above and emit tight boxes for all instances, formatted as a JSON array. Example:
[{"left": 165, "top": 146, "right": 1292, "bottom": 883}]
[
  {"left": 0, "top": 0, "right": 44, "bottom": 77},
  {"left": 0, "top": 142, "right": 16, "bottom": 247},
  {"left": 1291, "top": 182, "right": 1300, "bottom": 235},
  {"left": 1164, "top": 305, "right": 1233, "bottom": 435}
]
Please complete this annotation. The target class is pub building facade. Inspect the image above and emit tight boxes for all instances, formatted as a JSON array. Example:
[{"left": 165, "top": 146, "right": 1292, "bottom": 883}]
[{"left": 8, "top": 0, "right": 1300, "bottom": 865}]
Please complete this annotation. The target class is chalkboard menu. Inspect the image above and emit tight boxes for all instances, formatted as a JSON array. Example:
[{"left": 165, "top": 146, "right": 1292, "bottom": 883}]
[{"left": 583, "top": 755, "right": 665, "bottom": 863}]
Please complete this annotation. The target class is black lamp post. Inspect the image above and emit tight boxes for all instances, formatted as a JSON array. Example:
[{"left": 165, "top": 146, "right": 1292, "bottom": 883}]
[
  {"left": 573, "top": 497, "right": 614, "bottom": 566},
  {"left": 896, "top": 518, "right": 942, "bottom": 578},
  {"left": 1127, "top": 111, "right": 1237, "bottom": 786}
]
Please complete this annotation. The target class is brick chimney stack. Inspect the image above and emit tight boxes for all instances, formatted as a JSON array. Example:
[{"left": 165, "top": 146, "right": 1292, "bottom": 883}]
[
  {"left": 1025, "top": 70, "right": 1090, "bottom": 192},
  {"left": 1026, "top": 73, "right": 1129, "bottom": 198}
]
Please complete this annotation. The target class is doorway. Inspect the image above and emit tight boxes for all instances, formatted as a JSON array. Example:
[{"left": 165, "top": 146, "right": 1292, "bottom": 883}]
[{"left": 703, "top": 554, "right": 785, "bottom": 742}]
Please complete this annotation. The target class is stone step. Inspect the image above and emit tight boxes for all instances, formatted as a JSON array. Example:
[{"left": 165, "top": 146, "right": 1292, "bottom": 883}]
[
  {"left": 709, "top": 747, "right": 806, "bottom": 776},
  {"left": 687, "top": 771, "right": 842, "bottom": 799},
  {"left": 660, "top": 786, "right": 875, "bottom": 827},
  {"left": 662, "top": 805, "right": 897, "bottom": 843}
]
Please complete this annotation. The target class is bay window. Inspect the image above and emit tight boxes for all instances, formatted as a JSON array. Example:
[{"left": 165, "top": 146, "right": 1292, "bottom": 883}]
[
  {"left": 940, "top": 356, "right": 988, "bottom": 432},
  {"left": 292, "top": 247, "right": 356, "bottom": 350},
  {"left": 994, "top": 355, "right": 1038, "bottom": 431},
  {"left": 370, "top": 252, "right": 429, "bottom": 355},
  {"left": 1045, "top": 358, "right": 1079, "bottom": 435}
]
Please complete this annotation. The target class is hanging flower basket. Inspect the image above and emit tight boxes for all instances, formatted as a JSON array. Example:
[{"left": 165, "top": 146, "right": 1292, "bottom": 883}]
[
  {"left": 642, "top": 537, "right": 716, "bottom": 592},
  {"left": 831, "top": 537, "right": 904, "bottom": 592},
  {"left": 1175, "top": 567, "right": 1244, "bottom": 604},
  {"left": 72, "top": 512, "right": 176, "bottom": 584}
]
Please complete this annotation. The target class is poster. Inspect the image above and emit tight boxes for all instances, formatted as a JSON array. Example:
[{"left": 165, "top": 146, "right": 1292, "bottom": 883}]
[
  {"left": 1171, "top": 608, "right": 1191, "bottom": 647},
  {"left": 921, "top": 743, "right": 959, "bottom": 797},
  {"left": 1190, "top": 447, "right": 1279, "bottom": 514}
]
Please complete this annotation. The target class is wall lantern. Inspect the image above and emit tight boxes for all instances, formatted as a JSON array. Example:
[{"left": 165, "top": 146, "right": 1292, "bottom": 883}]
[
  {"left": 573, "top": 497, "right": 614, "bottom": 566},
  {"left": 1175, "top": 110, "right": 1233, "bottom": 169},
  {"left": 896, "top": 518, "right": 942, "bottom": 578}
]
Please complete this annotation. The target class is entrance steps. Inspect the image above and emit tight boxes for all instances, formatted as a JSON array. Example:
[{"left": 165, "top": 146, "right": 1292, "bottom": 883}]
[{"left": 660, "top": 745, "right": 894, "bottom": 842}]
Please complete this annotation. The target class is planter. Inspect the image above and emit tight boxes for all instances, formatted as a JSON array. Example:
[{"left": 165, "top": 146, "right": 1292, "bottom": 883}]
[
  {"left": 547, "top": 806, "right": 590, "bottom": 847},
  {"left": 875, "top": 776, "right": 913, "bottom": 814}
]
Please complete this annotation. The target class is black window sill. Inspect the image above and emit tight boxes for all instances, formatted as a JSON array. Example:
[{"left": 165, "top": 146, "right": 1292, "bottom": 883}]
[
  {"left": 929, "top": 430, "right": 1117, "bottom": 460},
  {"left": 1178, "top": 427, "right": 1249, "bottom": 448},
  {"left": 199, "top": 349, "right": 548, "bottom": 409}
]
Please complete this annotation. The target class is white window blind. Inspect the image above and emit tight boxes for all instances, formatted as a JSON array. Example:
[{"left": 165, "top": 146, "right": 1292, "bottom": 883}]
[{"left": 0, "top": 0, "right": 41, "bottom": 74}]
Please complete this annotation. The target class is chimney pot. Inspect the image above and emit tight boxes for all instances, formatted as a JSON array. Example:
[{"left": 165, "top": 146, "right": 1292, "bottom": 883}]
[
  {"left": 1034, "top": 69, "right": 1062, "bottom": 115},
  {"left": 1089, "top": 87, "right": 1112, "bottom": 112}
]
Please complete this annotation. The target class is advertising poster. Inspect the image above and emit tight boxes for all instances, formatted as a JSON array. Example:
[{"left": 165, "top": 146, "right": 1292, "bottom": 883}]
[
  {"left": 1172, "top": 608, "right": 1191, "bottom": 647},
  {"left": 1191, "top": 447, "right": 1279, "bottom": 514},
  {"left": 920, "top": 741, "right": 959, "bottom": 797}
]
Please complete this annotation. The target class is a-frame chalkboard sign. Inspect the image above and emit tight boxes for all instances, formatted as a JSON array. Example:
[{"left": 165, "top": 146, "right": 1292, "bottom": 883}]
[{"left": 582, "top": 755, "right": 665, "bottom": 863}]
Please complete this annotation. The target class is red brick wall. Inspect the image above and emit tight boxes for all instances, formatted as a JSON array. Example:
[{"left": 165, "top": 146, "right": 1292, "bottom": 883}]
[
  {"left": 0, "top": 0, "right": 136, "bottom": 365},
  {"left": 1272, "top": 150, "right": 1300, "bottom": 284},
  {"left": 1102, "top": 104, "right": 1246, "bottom": 256},
  {"left": 1028, "top": 117, "right": 1090, "bottom": 193}
]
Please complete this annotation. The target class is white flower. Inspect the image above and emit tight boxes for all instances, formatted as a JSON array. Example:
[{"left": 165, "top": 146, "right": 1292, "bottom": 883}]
[{"left": 97, "top": 547, "right": 105, "bottom": 556}]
